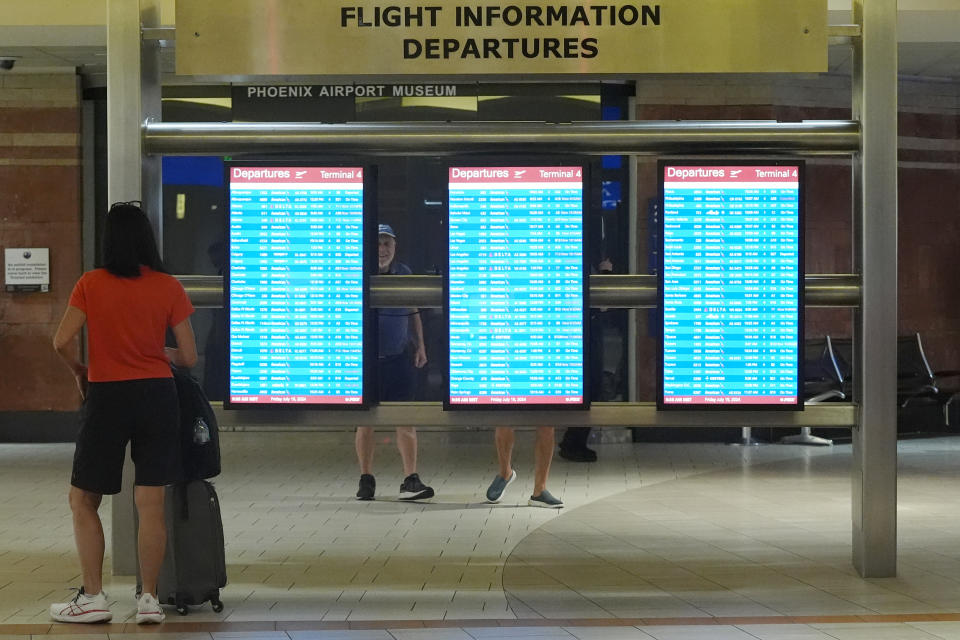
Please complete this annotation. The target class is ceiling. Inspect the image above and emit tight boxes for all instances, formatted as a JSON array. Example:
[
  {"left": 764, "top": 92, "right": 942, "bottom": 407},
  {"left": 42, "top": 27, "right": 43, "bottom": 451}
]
[
  {"left": 0, "top": 45, "right": 105, "bottom": 73},
  {"left": 831, "top": 42, "right": 960, "bottom": 80}
]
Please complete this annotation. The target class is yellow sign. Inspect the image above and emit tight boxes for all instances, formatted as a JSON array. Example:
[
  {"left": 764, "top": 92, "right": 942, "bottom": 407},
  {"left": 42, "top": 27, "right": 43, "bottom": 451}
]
[{"left": 176, "top": 0, "right": 827, "bottom": 76}]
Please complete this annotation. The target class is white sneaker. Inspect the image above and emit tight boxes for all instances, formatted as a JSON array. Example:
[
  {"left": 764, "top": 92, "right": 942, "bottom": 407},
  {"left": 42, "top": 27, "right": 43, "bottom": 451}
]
[
  {"left": 136, "top": 592, "right": 165, "bottom": 624},
  {"left": 49, "top": 588, "right": 112, "bottom": 623}
]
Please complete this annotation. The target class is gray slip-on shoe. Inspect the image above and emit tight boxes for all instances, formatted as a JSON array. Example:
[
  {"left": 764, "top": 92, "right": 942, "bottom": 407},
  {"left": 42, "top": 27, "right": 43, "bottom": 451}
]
[{"left": 486, "top": 469, "right": 517, "bottom": 503}]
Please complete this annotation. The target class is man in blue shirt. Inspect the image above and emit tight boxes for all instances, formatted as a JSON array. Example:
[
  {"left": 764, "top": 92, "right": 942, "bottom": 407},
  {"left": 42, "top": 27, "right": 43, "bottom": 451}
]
[{"left": 355, "top": 224, "right": 433, "bottom": 501}]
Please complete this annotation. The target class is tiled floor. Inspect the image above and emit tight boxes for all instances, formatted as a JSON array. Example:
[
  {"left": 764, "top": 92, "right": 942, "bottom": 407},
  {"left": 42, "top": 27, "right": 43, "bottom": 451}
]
[{"left": 2, "top": 430, "right": 960, "bottom": 639}]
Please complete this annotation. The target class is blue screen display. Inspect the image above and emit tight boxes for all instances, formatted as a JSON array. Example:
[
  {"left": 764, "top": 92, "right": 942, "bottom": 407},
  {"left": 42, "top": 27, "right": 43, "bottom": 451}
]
[
  {"left": 228, "top": 166, "right": 365, "bottom": 406},
  {"left": 447, "top": 166, "right": 586, "bottom": 406},
  {"left": 660, "top": 164, "right": 802, "bottom": 407}
]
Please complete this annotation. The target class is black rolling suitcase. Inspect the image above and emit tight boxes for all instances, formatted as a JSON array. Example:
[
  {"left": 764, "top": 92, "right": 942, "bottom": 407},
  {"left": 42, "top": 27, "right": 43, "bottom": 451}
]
[
  {"left": 156, "top": 480, "right": 227, "bottom": 615},
  {"left": 138, "top": 368, "right": 227, "bottom": 615}
]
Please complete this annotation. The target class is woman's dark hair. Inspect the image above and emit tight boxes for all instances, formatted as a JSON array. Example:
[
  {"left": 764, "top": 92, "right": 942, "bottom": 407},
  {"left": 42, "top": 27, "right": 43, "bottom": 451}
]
[{"left": 101, "top": 202, "right": 167, "bottom": 277}]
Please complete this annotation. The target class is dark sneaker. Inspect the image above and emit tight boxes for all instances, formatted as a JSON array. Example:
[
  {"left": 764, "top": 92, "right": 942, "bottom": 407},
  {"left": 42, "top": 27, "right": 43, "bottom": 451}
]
[
  {"left": 485, "top": 469, "right": 517, "bottom": 503},
  {"left": 528, "top": 489, "right": 564, "bottom": 509},
  {"left": 559, "top": 446, "right": 597, "bottom": 462},
  {"left": 357, "top": 474, "right": 376, "bottom": 500},
  {"left": 399, "top": 473, "right": 435, "bottom": 501}
]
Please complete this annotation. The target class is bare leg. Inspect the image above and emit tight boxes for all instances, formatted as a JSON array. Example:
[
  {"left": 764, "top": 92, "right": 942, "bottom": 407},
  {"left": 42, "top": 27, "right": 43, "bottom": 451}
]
[
  {"left": 395, "top": 426, "right": 417, "bottom": 476},
  {"left": 69, "top": 487, "right": 104, "bottom": 594},
  {"left": 533, "top": 426, "right": 555, "bottom": 495},
  {"left": 134, "top": 485, "right": 166, "bottom": 598},
  {"left": 494, "top": 427, "right": 515, "bottom": 480},
  {"left": 355, "top": 426, "right": 375, "bottom": 475}
]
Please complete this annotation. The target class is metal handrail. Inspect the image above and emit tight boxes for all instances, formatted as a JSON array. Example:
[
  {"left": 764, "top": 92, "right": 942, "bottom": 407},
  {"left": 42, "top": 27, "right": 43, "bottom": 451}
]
[
  {"left": 143, "top": 120, "right": 861, "bottom": 156},
  {"left": 179, "top": 273, "right": 861, "bottom": 308},
  {"left": 211, "top": 401, "right": 855, "bottom": 429}
]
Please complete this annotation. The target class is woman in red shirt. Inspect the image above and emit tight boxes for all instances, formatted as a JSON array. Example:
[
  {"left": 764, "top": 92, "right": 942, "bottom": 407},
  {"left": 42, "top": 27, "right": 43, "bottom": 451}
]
[{"left": 50, "top": 202, "right": 197, "bottom": 625}]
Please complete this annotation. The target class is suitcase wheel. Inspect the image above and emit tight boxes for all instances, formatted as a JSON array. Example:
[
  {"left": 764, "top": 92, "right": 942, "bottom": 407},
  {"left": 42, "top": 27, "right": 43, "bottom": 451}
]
[
  {"left": 211, "top": 597, "right": 224, "bottom": 613},
  {"left": 175, "top": 600, "right": 189, "bottom": 616}
]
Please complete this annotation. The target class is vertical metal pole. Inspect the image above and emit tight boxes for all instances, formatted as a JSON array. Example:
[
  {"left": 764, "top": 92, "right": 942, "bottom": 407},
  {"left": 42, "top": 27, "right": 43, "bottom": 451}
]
[
  {"left": 106, "top": 0, "right": 162, "bottom": 577},
  {"left": 81, "top": 102, "right": 96, "bottom": 272},
  {"left": 107, "top": 0, "right": 142, "bottom": 205},
  {"left": 851, "top": 0, "right": 898, "bottom": 577},
  {"left": 140, "top": 7, "right": 163, "bottom": 247},
  {"left": 106, "top": 0, "right": 140, "bottom": 579},
  {"left": 627, "top": 92, "right": 638, "bottom": 402}
]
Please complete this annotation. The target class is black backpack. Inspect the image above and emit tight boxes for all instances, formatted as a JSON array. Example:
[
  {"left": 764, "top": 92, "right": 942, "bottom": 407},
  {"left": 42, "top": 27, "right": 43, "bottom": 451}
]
[{"left": 172, "top": 367, "right": 221, "bottom": 481}]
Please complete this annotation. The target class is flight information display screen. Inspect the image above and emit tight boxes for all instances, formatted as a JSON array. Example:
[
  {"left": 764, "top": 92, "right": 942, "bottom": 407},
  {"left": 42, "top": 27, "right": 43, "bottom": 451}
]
[
  {"left": 659, "top": 162, "right": 803, "bottom": 408},
  {"left": 447, "top": 165, "right": 587, "bottom": 407},
  {"left": 227, "top": 165, "right": 368, "bottom": 407}
]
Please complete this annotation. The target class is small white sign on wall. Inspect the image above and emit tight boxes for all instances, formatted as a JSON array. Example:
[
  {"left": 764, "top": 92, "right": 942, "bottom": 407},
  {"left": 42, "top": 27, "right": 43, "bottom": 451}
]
[{"left": 4, "top": 248, "right": 50, "bottom": 292}]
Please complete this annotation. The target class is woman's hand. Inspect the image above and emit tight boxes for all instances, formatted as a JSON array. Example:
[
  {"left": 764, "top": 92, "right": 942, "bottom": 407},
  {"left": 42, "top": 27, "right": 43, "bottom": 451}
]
[{"left": 73, "top": 364, "right": 89, "bottom": 400}]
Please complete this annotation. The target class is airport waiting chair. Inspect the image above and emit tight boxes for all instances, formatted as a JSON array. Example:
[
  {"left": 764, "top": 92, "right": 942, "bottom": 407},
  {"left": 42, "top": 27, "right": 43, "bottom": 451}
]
[
  {"left": 831, "top": 333, "right": 954, "bottom": 434},
  {"left": 830, "top": 337, "right": 853, "bottom": 401},
  {"left": 781, "top": 336, "right": 845, "bottom": 445},
  {"left": 896, "top": 333, "right": 953, "bottom": 434},
  {"left": 804, "top": 336, "right": 846, "bottom": 403},
  {"left": 897, "top": 333, "right": 938, "bottom": 402},
  {"left": 942, "top": 388, "right": 960, "bottom": 427}
]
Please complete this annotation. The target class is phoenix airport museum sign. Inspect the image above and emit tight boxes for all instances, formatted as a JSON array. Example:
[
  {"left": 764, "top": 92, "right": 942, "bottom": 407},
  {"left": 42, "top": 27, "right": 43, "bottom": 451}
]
[{"left": 176, "top": 0, "right": 827, "bottom": 76}]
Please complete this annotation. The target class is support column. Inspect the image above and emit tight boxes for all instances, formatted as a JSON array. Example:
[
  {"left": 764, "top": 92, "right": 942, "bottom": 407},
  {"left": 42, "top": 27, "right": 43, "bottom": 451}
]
[
  {"left": 106, "top": 0, "right": 162, "bottom": 576},
  {"left": 627, "top": 91, "right": 638, "bottom": 402},
  {"left": 851, "top": 0, "right": 898, "bottom": 577}
]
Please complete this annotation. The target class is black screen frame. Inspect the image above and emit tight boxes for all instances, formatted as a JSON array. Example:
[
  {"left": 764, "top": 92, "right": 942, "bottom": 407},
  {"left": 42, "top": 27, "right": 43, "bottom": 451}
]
[
  {"left": 223, "top": 160, "right": 377, "bottom": 410},
  {"left": 657, "top": 159, "right": 806, "bottom": 411},
  {"left": 443, "top": 158, "right": 592, "bottom": 411}
]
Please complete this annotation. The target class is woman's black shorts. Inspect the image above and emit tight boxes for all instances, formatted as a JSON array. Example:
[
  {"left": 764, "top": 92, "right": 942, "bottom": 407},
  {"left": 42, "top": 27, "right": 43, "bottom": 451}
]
[{"left": 71, "top": 378, "right": 180, "bottom": 495}]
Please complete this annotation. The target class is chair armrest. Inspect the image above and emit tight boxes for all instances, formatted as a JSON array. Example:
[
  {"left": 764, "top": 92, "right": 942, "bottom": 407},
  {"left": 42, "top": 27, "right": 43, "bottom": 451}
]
[
  {"left": 899, "top": 385, "right": 939, "bottom": 407},
  {"left": 805, "top": 390, "right": 845, "bottom": 404}
]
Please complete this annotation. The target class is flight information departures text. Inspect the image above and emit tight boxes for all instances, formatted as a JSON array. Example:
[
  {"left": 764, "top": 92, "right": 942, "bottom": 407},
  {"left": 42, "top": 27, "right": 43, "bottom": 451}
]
[
  {"left": 228, "top": 166, "right": 365, "bottom": 406},
  {"left": 447, "top": 165, "right": 586, "bottom": 406},
  {"left": 660, "top": 164, "right": 802, "bottom": 407}
]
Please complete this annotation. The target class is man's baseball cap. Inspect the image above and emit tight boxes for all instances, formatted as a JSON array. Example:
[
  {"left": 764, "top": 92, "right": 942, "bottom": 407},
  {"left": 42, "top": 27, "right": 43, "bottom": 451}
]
[{"left": 378, "top": 224, "right": 397, "bottom": 238}]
